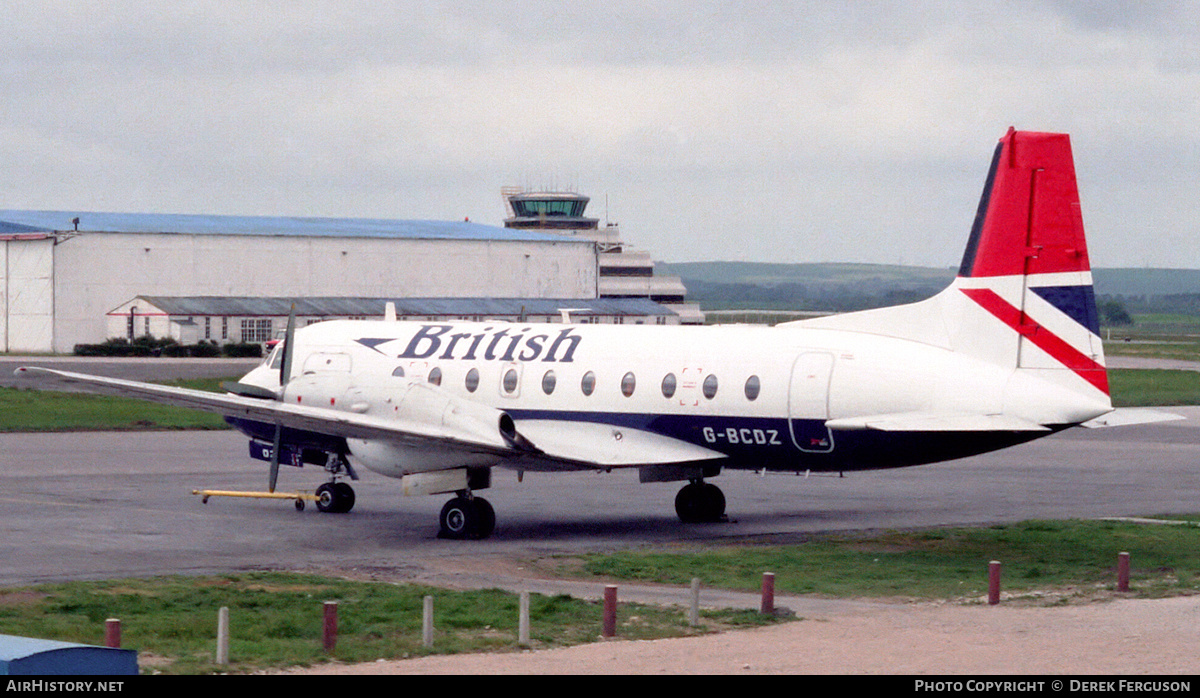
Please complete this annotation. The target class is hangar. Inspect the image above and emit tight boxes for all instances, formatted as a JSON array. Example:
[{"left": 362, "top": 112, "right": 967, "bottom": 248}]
[
  {"left": 0, "top": 210, "right": 600, "bottom": 353},
  {"left": 105, "top": 295, "right": 678, "bottom": 346}
]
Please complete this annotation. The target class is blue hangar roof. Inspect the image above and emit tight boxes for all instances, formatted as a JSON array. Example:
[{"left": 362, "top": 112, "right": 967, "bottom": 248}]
[{"left": 0, "top": 210, "right": 574, "bottom": 243}]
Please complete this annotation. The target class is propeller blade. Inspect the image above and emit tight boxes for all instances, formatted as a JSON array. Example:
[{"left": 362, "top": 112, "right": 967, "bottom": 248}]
[
  {"left": 269, "top": 424, "right": 282, "bottom": 494},
  {"left": 269, "top": 304, "right": 296, "bottom": 494},
  {"left": 279, "top": 303, "right": 297, "bottom": 389}
]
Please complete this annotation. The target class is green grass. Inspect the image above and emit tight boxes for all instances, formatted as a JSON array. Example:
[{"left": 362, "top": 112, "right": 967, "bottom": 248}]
[
  {"left": 566, "top": 518, "right": 1200, "bottom": 601},
  {"left": 0, "top": 572, "right": 778, "bottom": 674},
  {"left": 0, "top": 378, "right": 233, "bottom": 432},
  {"left": 1108, "top": 368, "right": 1200, "bottom": 407}
]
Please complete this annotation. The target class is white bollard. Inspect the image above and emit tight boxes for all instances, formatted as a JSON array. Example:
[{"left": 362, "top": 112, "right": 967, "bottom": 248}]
[
  {"left": 422, "top": 595, "right": 434, "bottom": 648},
  {"left": 216, "top": 607, "right": 229, "bottom": 665},
  {"left": 518, "top": 591, "right": 531, "bottom": 646}
]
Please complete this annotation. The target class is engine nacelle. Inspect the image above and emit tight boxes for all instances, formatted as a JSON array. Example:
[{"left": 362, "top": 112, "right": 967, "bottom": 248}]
[{"left": 281, "top": 374, "right": 525, "bottom": 478}]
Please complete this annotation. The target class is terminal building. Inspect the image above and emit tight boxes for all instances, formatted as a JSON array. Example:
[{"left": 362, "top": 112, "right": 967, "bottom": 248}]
[{"left": 0, "top": 206, "right": 692, "bottom": 354}]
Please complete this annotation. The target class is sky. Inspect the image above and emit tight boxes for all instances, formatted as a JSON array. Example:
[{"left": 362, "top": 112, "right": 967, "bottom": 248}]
[{"left": 2, "top": 1, "right": 1198, "bottom": 268}]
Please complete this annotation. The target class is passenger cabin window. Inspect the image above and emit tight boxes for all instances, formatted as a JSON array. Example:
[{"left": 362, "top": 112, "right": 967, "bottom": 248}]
[
  {"left": 428, "top": 367, "right": 442, "bottom": 386},
  {"left": 542, "top": 370, "right": 556, "bottom": 395},
  {"left": 702, "top": 374, "right": 718, "bottom": 399},
  {"left": 581, "top": 371, "right": 596, "bottom": 396},
  {"left": 391, "top": 366, "right": 405, "bottom": 378},
  {"left": 661, "top": 373, "right": 677, "bottom": 398},
  {"left": 744, "top": 375, "right": 761, "bottom": 401},
  {"left": 503, "top": 368, "right": 519, "bottom": 394},
  {"left": 621, "top": 372, "right": 636, "bottom": 397},
  {"left": 464, "top": 367, "right": 479, "bottom": 393}
]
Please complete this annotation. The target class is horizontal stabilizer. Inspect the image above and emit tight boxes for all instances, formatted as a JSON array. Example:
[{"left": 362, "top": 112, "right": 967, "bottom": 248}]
[
  {"left": 1080, "top": 408, "right": 1185, "bottom": 429},
  {"left": 826, "top": 412, "right": 1050, "bottom": 432},
  {"left": 513, "top": 419, "right": 725, "bottom": 467}
]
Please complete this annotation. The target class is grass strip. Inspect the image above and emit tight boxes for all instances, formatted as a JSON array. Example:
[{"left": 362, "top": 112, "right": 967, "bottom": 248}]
[
  {"left": 1108, "top": 368, "right": 1200, "bottom": 407},
  {"left": 567, "top": 518, "right": 1200, "bottom": 601},
  {"left": 0, "top": 572, "right": 778, "bottom": 675},
  {"left": 0, "top": 378, "right": 232, "bottom": 432}
]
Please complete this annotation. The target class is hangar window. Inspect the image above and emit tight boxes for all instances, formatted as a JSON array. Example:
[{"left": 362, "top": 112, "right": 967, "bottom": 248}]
[
  {"left": 621, "top": 372, "right": 636, "bottom": 397},
  {"left": 542, "top": 370, "right": 556, "bottom": 395},
  {"left": 661, "top": 373, "right": 677, "bottom": 398},
  {"left": 503, "top": 368, "right": 519, "bottom": 394},
  {"left": 702, "top": 374, "right": 718, "bottom": 400},
  {"left": 581, "top": 371, "right": 596, "bottom": 396},
  {"left": 744, "top": 375, "right": 761, "bottom": 401},
  {"left": 465, "top": 367, "right": 480, "bottom": 393},
  {"left": 241, "top": 318, "right": 273, "bottom": 343},
  {"left": 391, "top": 366, "right": 405, "bottom": 378},
  {"left": 428, "top": 367, "right": 442, "bottom": 386}
]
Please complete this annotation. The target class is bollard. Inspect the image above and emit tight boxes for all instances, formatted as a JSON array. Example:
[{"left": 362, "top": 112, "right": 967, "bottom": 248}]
[
  {"left": 760, "top": 572, "right": 775, "bottom": 615},
  {"left": 422, "top": 596, "right": 434, "bottom": 648},
  {"left": 1118, "top": 552, "right": 1130, "bottom": 592},
  {"left": 689, "top": 578, "right": 701, "bottom": 626},
  {"left": 216, "top": 607, "right": 229, "bottom": 665},
  {"left": 104, "top": 618, "right": 121, "bottom": 649},
  {"left": 518, "top": 591, "right": 531, "bottom": 646},
  {"left": 988, "top": 560, "right": 1002, "bottom": 605},
  {"left": 602, "top": 585, "right": 618, "bottom": 638},
  {"left": 323, "top": 601, "right": 338, "bottom": 653}
]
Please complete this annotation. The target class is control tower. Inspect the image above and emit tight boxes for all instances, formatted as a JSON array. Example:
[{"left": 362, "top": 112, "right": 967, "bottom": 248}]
[{"left": 503, "top": 188, "right": 704, "bottom": 324}]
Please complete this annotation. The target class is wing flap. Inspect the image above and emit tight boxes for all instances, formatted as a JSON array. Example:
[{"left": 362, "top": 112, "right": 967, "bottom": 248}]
[
  {"left": 512, "top": 419, "right": 725, "bottom": 467},
  {"left": 825, "top": 411, "right": 1050, "bottom": 432}
]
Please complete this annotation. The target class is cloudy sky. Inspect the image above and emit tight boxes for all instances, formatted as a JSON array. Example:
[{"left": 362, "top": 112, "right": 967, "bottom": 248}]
[{"left": 3, "top": 1, "right": 1198, "bottom": 268}]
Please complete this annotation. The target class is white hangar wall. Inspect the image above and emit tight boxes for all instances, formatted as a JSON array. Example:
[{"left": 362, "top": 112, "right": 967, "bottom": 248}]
[
  {"left": 0, "top": 237, "right": 55, "bottom": 352},
  {"left": 47, "top": 233, "right": 597, "bottom": 353}
]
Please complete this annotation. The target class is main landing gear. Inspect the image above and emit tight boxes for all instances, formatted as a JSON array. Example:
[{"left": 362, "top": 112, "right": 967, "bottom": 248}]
[
  {"left": 675, "top": 479, "right": 727, "bottom": 523},
  {"left": 438, "top": 492, "right": 496, "bottom": 540}
]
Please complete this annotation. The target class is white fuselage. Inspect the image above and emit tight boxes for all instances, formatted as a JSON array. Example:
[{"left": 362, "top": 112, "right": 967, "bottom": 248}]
[{"left": 235, "top": 317, "right": 1109, "bottom": 479}]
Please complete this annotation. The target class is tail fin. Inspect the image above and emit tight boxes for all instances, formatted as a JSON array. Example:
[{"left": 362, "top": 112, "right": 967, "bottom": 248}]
[
  {"left": 952, "top": 128, "right": 1107, "bottom": 395},
  {"left": 789, "top": 128, "right": 1108, "bottom": 401}
]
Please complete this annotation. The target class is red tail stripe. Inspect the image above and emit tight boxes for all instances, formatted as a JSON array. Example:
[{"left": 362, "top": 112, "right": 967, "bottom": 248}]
[{"left": 960, "top": 288, "right": 1109, "bottom": 395}]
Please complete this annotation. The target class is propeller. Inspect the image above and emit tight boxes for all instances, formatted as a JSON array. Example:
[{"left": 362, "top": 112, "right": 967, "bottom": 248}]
[{"left": 268, "top": 303, "right": 297, "bottom": 493}]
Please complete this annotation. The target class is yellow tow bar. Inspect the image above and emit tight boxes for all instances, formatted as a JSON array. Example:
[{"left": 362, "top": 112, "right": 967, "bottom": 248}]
[{"left": 192, "top": 489, "right": 321, "bottom": 511}]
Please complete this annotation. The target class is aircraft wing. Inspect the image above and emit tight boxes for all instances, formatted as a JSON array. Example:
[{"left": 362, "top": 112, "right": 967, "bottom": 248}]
[
  {"left": 13, "top": 366, "right": 522, "bottom": 456},
  {"left": 825, "top": 412, "right": 1051, "bottom": 432}
]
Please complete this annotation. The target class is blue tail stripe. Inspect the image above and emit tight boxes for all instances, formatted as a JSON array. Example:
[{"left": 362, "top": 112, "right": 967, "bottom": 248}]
[{"left": 1031, "top": 285, "right": 1101, "bottom": 336}]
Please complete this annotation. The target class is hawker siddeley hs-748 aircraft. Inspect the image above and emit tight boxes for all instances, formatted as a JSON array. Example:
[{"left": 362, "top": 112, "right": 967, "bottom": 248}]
[{"left": 18, "top": 129, "right": 1176, "bottom": 539}]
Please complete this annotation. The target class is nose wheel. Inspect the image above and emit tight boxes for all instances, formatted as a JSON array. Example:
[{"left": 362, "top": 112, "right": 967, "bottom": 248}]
[
  {"left": 315, "top": 482, "right": 355, "bottom": 514},
  {"left": 438, "top": 494, "right": 496, "bottom": 540}
]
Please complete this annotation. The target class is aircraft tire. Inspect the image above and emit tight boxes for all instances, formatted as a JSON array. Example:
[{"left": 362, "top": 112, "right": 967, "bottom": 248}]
[
  {"left": 675, "top": 482, "right": 726, "bottom": 523},
  {"left": 316, "top": 482, "right": 355, "bottom": 514},
  {"left": 438, "top": 497, "right": 477, "bottom": 539}
]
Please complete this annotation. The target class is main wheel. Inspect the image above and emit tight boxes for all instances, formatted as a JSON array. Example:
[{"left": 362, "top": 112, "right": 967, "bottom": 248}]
[
  {"left": 675, "top": 482, "right": 726, "bottom": 523},
  {"left": 438, "top": 496, "right": 496, "bottom": 540}
]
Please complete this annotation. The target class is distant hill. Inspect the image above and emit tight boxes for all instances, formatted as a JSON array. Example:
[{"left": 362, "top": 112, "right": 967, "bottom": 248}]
[{"left": 657, "top": 262, "right": 1200, "bottom": 313}]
